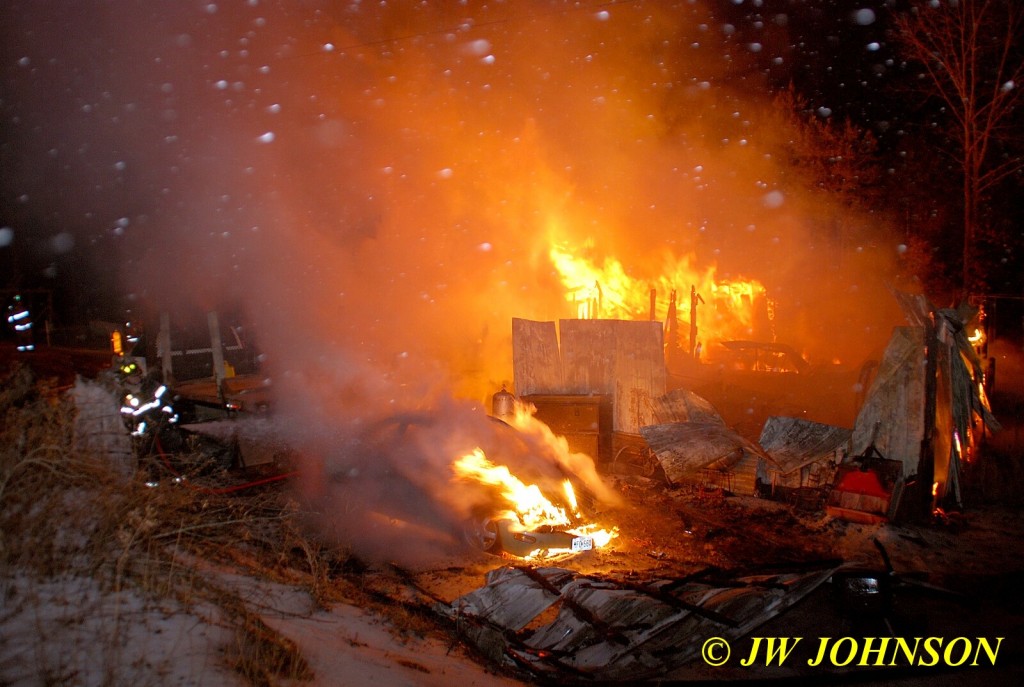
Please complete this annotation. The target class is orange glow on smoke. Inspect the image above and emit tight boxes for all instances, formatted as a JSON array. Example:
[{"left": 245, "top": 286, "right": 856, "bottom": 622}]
[{"left": 505, "top": 399, "right": 623, "bottom": 508}]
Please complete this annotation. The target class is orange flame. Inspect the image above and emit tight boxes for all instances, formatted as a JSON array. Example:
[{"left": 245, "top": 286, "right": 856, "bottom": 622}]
[
  {"left": 503, "top": 400, "right": 623, "bottom": 508},
  {"left": 454, "top": 448, "right": 573, "bottom": 529},
  {"left": 548, "top": 244, "right": 767, "bottom": 350},
  {"left": 452, "top": 447, "right": 617, "bottom": 557}
]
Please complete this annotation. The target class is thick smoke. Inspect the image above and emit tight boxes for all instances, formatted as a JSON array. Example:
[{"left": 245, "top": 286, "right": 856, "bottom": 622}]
[{"left": 3, "top": 1, "right": 907, "bottom": 565}]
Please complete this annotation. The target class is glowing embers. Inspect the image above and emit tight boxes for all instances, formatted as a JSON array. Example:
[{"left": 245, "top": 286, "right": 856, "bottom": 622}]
[{"left": 453, "top": 448, "right": 617, "bottom": 560}]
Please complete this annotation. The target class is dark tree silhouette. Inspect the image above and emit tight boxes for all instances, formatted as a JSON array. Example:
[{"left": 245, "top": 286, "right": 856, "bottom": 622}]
[{"left": 891, "top": 0, "right": 1024, "bottom": 298}]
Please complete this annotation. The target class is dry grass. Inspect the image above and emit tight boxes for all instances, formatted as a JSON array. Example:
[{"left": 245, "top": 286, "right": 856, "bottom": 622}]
[
  {"left": 222, "top": 599, "right": 314, "bottom": 687},
  {"left": 0, "top": 363, "right": 340, "bottom": 686},
  {"left": 0, "top": 362, "right": 484, "bottom": 686}
]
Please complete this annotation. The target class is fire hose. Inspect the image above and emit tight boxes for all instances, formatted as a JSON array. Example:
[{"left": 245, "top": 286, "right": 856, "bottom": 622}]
[{"left": 152, "top": 434, "right": 298, "bottom": 495}]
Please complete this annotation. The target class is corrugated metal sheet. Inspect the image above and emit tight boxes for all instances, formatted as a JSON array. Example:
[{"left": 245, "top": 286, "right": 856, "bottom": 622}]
[
  {"left": 759, "top": 416, "right": 852, "bottom": 475},
  {"left": 649, "top": 388, "right": 726, "bottom": 426},
  {"left": 931, "top": 308, "right": 1000, "bottom": 506},
  {"left": 446, "top": 566, "right": 577, "bottom": 630},
  {"left": 852, "top": 294, "right": 1000, "bottom": 511},
  {"left": 848, "top": 291, "right": 1001, "bottom": 513},
  {"left": 640, "top": 421, "right": 775, "bottom": 490},
  {"left": 441, "top": 564, "right": 838, "bottom": 682}
]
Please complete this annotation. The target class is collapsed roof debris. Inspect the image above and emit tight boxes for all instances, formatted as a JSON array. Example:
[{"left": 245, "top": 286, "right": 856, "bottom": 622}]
[
  {"left": 640, "top": 421, "right": 775, "bottom": 495},
  {"left": 648, "top": 387, "right": 728, "bottom": 426},
  {"left": 758, "top": 416, "right": 851, "bottom": 495},
  {"left": 621, "top": 288, "right": 1000, "bottom": 520},
  {"left": 759, "top": 416, "right": 852, "bottom": 477},
  {"left": 440, "top": 563, "right": 838, "bottom": 682}
]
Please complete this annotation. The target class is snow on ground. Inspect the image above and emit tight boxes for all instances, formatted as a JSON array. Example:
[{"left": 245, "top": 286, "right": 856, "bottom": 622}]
[
  {"left": 0, "top": 566, "right": 524, "bottom": 687},
  {"left": 0, "top": 572, "right": 234, "bottom": 686},
  {"left": 267, "top": 595, "right": 522, "bottom": 687}
]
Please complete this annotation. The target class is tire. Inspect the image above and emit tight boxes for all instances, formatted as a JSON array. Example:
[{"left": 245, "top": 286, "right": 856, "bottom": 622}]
[{"left": 463, "top": 516, "right": 500, "bottom": 553}]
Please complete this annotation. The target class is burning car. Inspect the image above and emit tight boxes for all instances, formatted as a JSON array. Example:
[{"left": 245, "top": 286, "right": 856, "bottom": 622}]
[
  {"left": 462, "top": 515, "right": 596, "bottom": 559},
  {"left": 300, "top": 403, "right": 619, "bottom": 567},
  {"left": 454, "top": 447, "right": 616, "bottom": 560}
]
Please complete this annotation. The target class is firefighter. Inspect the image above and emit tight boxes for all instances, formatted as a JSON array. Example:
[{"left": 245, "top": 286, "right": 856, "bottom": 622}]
[
  {"left": 119, "top": 366, "right": 180, "bottom": 440},
  {"left": 119, "top": 365, "right": 182, "bottom": 485},
  {"left": 6, "top": 294, "right": 34, "bottom": 352}
]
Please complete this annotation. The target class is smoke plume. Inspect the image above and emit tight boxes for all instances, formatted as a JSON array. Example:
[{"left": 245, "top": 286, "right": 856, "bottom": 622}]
[{"left": 2, "top": 1, "right": 907, "bottom": 565}]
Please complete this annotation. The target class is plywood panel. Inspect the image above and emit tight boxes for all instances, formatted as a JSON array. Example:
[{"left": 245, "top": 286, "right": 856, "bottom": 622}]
[
  {"left": 512, "top": 318, "right": 562, "bottom": 395},
  {"left": 612, "top": 320, "right": 666, "bottom": 432},
  {"left": 559, "top": 319, "right": 616, "bottom": 394},
  {"left": 514, "top": 318, "right": 667, "bottom": 434},
  {"left": 559, "top": 319, "right": 666, "bottom": 433}
]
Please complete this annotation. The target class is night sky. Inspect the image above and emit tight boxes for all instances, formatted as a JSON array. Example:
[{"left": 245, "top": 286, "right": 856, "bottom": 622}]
[{"left": 0, "top": 1, "right": 1017, "bottom": 383}]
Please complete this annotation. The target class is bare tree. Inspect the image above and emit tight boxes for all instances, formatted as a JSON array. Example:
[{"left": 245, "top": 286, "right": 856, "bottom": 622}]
[
  {"left": 773, "top": 85, "right": 881, "bottom": 265},
  {"left": 891, "top": 0, "right": 1024, "bottom": 298},
  {"left": 775, "top": 86, "right": 881, "bottom": 204}
]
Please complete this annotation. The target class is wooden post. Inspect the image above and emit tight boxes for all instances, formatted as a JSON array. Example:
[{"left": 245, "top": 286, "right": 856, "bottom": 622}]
[
  {"left": 919, "top": 316, "right": 938, "bottom": 519},
  {"left": 689, "top": 286, "right": 704, "bottom": 359},
  {"left": 207, "top": 311, "right": 226, "bottom": 387},
  {"left": 665, "top": 290, "right": 679, "bottom": 370},
  {"left": 159, "top": 312, "right": 173, "bottom": 383}
]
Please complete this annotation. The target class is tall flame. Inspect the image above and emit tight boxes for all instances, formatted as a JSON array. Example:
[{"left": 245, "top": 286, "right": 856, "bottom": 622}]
[
  {"left": 454, "top": 448, "right": 573, "bottom": 529},
  {"left": 549, "top": 244, "right": 767, "bottom": 352},
  {"left": 452, "top": 447, "right": 618, "bottom": 557}
]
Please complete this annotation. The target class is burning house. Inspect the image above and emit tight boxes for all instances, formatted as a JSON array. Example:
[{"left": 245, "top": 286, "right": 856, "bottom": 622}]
[{"left": 11, "top": 0, "right": 953, "bottom": 620}]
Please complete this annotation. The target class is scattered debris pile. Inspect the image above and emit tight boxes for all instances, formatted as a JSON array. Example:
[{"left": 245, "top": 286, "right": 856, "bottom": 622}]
[
  {"left": 621, "top": 290, "right": 1001, "bottom": 524},
  {"left": 851, "top": 292, "right": 1000, "bottom": 515},
  {"left": 758, "top": 416, "right": 850, "bottom": 499},
  {"left": 440, "top": 562, "right": 838, "bottom": 682},
  {"left": 640, "top": 420, "right": 772, "bottom": 495}
]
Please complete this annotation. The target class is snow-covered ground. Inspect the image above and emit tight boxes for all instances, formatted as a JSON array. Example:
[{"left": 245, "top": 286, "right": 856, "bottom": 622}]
[
  {"left": 0, "top": 371, "right": 525, "bottom": 687},
  {"left": 0, "top": 566, "right": 524, "bottom": 687}
]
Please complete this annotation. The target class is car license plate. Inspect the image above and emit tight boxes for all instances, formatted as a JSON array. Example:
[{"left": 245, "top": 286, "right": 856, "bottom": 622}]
[{"left": 571, "top": 537, "right": 593, "bottom": 552}]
